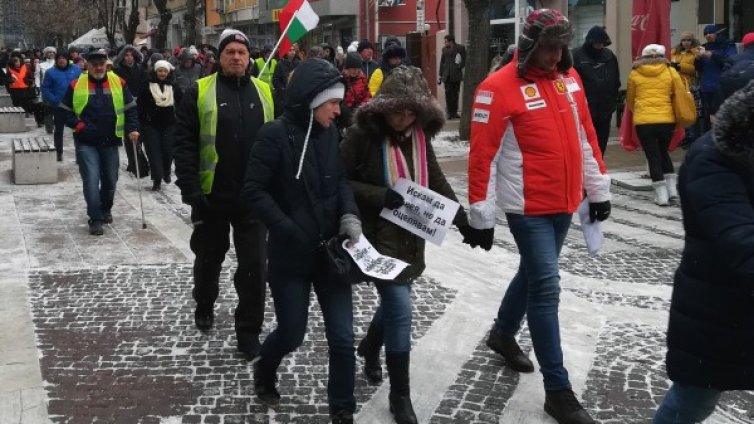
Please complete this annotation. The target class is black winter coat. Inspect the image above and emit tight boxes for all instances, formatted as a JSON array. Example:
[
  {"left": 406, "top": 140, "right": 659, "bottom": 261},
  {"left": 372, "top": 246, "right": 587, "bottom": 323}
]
[
  {"left": 572, "top": 45, "right": 620, "bottom": 121},
  {"left": 271, "top": 57, "right": 299, "bottom": 117},
  {"left": 136, "top": 73, "right": 182, "bottom": 128},
  {"left": 114, "top": 64, "right": 146, "bottom": 100},
  {"left": 173, "top": 72, "right": 267, "bottom": 209},
  {"left": 242, "top": 60, "right": 358, "bottom": 277},
  {"left": 666, "top": 133, "right": 754, "bottom": 390},
  {"left": 439, "top": 43, "right": 466, "bottom": 83}
]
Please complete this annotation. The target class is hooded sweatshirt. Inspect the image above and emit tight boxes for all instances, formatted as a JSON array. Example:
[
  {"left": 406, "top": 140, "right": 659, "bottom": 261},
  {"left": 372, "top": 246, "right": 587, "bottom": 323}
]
[{"left": 572, "top": 26, "right": 621, "bottom": 120}]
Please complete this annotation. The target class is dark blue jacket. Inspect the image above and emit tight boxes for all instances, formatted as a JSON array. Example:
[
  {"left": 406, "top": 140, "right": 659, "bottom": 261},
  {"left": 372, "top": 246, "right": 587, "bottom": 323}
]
[
  {"left": 60, "top": 73, "right": 139, "bottom": 146},
  {"left": 696, "top": 39, "right": 737, "bottom": 93},
  {"left": 41, "top": 63, "right": 81, "bottom": 107},
  {"left": 724, "top": 45, "right": 754, "bottom": 70},
  {"left": 666, "top": 133, "right": 754, "bottom": 390}
]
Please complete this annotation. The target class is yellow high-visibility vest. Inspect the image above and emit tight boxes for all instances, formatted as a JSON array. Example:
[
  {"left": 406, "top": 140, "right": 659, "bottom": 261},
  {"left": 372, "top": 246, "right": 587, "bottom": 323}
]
[{"left": 73, "top": 71, "right": 125, "bottom": 137}]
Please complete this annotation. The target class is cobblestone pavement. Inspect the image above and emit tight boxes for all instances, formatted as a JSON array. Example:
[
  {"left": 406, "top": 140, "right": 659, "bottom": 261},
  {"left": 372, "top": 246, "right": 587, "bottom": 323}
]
[{"left": 1, "top": 125, "right": 752, "bottom": 423}]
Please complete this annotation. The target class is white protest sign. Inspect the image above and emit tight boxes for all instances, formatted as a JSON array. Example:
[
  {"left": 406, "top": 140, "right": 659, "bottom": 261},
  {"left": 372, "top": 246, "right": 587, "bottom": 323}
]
[
  {"left": 379, "top": 178, "right": 460, "bottom": 246},
  {"left": 342, "top": 237, "right": 409, "bottom": 281}
]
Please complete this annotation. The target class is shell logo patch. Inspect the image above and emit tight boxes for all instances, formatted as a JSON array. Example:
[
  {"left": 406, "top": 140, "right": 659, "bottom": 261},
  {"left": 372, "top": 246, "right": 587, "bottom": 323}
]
[
  {"left": 554, "top": 80, "right": 567, "bottom": 94},
  {"left": 520, "top": 83, "right": 540, "bottom": 100}
]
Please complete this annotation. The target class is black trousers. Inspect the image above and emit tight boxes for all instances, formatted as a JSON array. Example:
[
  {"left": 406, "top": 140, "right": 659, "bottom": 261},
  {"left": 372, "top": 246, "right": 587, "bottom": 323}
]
[
  {"left": 636, "top": 123, "right": 675, "bottom": 182},
  {"left": 190, "top": 207, "right": 267, "bottom": 337},
  {"left": 143, "top": 125, "right": 175, "bottom": 183},
  {"left": 53, "top": 106, "right": 68, "bottom": 155},
  {"left": 444, "top": 80, "right": 461, "bottom": 117},
  {"left": 592, "top": 115, "right": 613, "bottom": 157}
]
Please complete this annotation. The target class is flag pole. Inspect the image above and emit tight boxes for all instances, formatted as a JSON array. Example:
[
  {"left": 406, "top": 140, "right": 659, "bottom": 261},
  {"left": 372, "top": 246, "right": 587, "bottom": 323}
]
[{"left": 259, "top": 9, "right": 299, "bottom": 78}]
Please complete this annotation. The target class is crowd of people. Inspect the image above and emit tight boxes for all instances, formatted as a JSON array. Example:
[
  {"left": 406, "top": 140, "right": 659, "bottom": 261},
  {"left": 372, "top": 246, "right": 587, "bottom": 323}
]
[{"left": 3, "top": 7, "right": 753, "bottom": 424}]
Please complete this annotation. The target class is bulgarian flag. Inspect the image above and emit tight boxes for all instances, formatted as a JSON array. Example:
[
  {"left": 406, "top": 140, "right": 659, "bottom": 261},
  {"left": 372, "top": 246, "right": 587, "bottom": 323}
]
[{"left": 277, "top": 0, "right": 319, "bottom": 58}]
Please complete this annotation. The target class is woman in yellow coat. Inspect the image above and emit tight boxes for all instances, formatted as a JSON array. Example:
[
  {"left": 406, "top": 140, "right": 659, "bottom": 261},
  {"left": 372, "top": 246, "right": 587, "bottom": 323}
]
[
  {"left": 671, "top": 31, "right": 701, "bottom": 146},
  {"left": 627, "top": 44, "right": 679, "bottom": 206}
]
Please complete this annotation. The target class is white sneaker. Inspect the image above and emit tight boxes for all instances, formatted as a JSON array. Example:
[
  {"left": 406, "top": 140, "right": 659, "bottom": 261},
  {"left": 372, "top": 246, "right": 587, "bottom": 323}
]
[{"left": 653, "top": 181, "right": 670, "bottom": 206}]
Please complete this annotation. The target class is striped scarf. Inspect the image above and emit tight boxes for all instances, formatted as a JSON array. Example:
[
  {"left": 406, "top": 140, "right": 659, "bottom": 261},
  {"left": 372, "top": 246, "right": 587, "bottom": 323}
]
[{"left": 382, "top": 125, "right": 428, "bottom": 187}]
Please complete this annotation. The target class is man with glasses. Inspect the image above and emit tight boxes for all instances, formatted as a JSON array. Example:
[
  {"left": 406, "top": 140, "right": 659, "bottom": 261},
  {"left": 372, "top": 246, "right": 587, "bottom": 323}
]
[{"left": 59, "top": 49, "right": 140, "bottom": 235}]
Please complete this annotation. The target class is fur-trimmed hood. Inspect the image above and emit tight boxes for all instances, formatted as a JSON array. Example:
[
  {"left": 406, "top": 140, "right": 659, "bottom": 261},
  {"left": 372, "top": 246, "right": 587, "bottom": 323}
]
[
  {"left": 353, "top": 65, "right": 444, "bottom": 138},
  {"left": 714, "top": 79, "right": 754, "bottom": 170},
  {"left": 114, "top": 45, "right": 143, "bottom": 68},
  {"left": 631, "top": 57, "right": 670, "bottom": 77}
]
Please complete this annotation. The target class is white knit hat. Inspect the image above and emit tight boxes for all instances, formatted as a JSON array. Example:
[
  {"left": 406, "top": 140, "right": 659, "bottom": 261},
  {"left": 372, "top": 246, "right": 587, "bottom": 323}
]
[
  {"left": 641, "top": 44, "right": 666, "bottom": 57},
  {"left": 43, "top": 46, "right": 57, "bottom": 55},
  {"left": 309, "top": 82, "right": 345, "bottom": 109},
  {"left": 153, "top": 60, "right": 173, "bottom": 72}
]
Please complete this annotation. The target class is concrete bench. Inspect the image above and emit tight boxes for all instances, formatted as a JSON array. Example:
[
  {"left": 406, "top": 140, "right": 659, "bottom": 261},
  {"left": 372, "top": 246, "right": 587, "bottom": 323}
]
[
  {"left": 12, "top": 137, "right": 57, "bottom": 184},
  {"left": 0, "top": 107, "right": 26, "bottom": 133},
  {"left": 0, "top": 94, "right": 12, "bottom": 108}
]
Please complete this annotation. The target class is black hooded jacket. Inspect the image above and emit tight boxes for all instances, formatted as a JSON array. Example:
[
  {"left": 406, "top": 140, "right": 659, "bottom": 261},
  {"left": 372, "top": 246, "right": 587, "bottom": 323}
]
[
  {"left": 173, "top": 70, "right": 267, "bottom": 209},
  {"left": 113, "top": 46, "right": 146, "bottom": 98},
  {"left": 572, "top": 26, "right": 621, "bottom": 121},
  {"left": 241, "top": 59, "right": 358, "bottom": 277},
  {"left": 136, "top": 71, "right": 182, "bottom": 128}
]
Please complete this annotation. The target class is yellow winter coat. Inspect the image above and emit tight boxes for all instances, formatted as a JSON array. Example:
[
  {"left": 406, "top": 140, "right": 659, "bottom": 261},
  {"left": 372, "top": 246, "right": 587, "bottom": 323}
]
[
  {"left": 671, "top": 47, "right": 699, "bottom": 86},
  {"left": 627, "top": 58, "right": 677, "bottom": 126}
]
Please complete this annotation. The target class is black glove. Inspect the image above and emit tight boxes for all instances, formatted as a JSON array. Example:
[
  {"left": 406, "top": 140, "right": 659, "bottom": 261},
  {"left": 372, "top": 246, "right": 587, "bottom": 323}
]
[
  {"left": 461, "top": 226, "right": 494, "bottom": 251},
  {"left": 183, "top": 193, "right": 210, "bottom": 224},
  {"left": 589, "top": 201, "right": 611, "bottom": 223},
  {"left": 670, "top": 61, "right": 680, "bottom": 71},
  {"left": 384, "top": 188, "right": 405, "bottom": 210}
]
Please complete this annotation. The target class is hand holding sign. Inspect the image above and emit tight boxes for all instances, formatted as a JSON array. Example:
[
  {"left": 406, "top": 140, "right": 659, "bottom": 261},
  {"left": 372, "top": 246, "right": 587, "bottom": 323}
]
[{"left": 379, "top": 178, "right": 460, "bottom": 246}]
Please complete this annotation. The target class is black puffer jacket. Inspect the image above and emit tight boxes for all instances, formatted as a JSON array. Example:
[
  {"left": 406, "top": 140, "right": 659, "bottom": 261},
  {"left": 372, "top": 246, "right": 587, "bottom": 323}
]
[
  {"left": 242, "top": 59, "right": 358, "bottom": 277},
  {"left": 666, "top": 82, "right": 754, "bottom": 390},
  {"left": 572, "top": 26, "right": 621, "bottom": 121}
]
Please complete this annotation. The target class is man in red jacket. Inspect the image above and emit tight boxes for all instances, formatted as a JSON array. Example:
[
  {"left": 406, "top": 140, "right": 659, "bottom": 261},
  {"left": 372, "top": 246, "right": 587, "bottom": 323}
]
[{"left": 466, "top": 9, "right": 611, "bottom": 424}]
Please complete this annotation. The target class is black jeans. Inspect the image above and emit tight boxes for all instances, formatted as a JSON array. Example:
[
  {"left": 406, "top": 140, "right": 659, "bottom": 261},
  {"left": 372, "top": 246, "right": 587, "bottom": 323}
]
[
  {"left": 636, "top": 123, "right": 675, "bottom": 182},
  {"left": 143, "top": 125, "right": 175, "bottom": 183},
  {"left": 258, "top": 271, "right": 355, "bottom": 415},
  {"left": 444, "top": 80, "right": 461, "bottom": 117},
  {"left": 190, "top": 207, "right": 267, "bottom": 337},
  {"left": 592, "top": 115, "right": 613, "bottom": 156},
  {"left": 53, "top": 106, "right": 68, "bottom": 155}
]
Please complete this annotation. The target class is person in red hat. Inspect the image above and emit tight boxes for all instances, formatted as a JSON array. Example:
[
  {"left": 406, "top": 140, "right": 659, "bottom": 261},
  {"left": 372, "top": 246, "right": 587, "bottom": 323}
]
[{"left": 724, "top": 31, "right": 754, "bottom": 69}]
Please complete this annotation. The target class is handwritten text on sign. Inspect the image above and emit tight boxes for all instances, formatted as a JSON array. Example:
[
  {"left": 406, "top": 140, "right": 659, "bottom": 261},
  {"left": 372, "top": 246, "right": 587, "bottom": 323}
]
[
  {"left": 343, "top": 237, "right": 409, "bottom": 281},
  {"left": 379, "top": 178, "right": 460, "bottom": 246}
]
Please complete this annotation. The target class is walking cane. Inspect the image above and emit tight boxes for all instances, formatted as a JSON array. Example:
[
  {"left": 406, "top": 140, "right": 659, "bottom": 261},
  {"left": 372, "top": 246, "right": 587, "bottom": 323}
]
[{"left": 131, "top": 137, "right": 147, "bottom": 229}]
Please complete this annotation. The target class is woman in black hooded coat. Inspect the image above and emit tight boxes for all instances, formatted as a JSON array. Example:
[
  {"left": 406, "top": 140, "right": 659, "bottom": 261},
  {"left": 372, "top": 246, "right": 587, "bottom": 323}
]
[{"left": 241, "top": 59, "right": 361, "bottom": 424}]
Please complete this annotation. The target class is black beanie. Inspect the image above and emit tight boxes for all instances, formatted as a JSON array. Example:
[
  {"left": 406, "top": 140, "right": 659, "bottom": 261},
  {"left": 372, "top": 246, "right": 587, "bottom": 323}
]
[
  {"left": 344, "top": 52, "right": 362, "bottom": 69},
  {"left": 218, "top": 29, "right": 250, "bottom": 55}
]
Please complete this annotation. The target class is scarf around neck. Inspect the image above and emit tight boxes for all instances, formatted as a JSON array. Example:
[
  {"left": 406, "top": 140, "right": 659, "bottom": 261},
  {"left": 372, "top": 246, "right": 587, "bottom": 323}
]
[
  {"left": 149, "top": 82, "right": 174, "bottom": 107},
  {"left": 382, "top": 125, "right": 428, "bottom": 187}
]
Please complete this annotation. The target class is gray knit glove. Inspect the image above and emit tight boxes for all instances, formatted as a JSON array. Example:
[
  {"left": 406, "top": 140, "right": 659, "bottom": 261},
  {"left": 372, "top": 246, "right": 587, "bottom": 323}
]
[{"left": 339, "top": 214, "right": 362, "bottom": 243}]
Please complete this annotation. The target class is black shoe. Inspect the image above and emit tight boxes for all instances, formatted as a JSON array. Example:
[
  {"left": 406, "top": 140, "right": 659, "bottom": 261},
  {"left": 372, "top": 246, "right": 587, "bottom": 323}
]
[
  {"left": 237, "top": 333, "right": 261, "bottom": 360},
  {"left": 331, "top": 411, "right": 354, "bottom": 424},
  {"left": 486, "top": 331, "right": 534, "bottom": 373},
  {"left": 386, "top": 352, "right": 418, "bottom": 424},
  {"left": 163, "top": 174, "right": 171, "bottom": 184},
  {"left": 194, "top": 303, "right": 214, "bottom": 331},
  {"left": 254, "top": 360, "right": 281, "bottom": 406},
  {"left": 56, "top": 153, "right": 63, "bottom": 162},
  {"left": 88, "top": 220, "right": 104, "bottom": 236},
  {"left": 151, "top": 181, "right": 161, "bottom": 191},
  {"left": 357, "top": 321, "right": 384, "bottom": 383},
  {"left": 102, "top": 212, "right": 113, "bottom": 224},
  {"left": 544, "top": 389, "right": 596, "bottom": 424}
]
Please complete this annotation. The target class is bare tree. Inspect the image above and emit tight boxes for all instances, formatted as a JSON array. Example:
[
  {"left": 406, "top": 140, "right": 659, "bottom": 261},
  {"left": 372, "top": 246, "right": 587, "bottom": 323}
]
[
  {"left": 183, "top": 0, "right": 198, "bottom": 46},
  {"left": 152, "top": 0, "right": 172, "bottom": 50},
  {"left": 459, "top": 0, "right": 491, "bottom": 140},
  {"left": 120, "top": 0, "right": 141, "bottom": 45},
  {"left": 95, "top": 0, "right": 122, "bottom": 47},
  {"left": 23, "top": 0, "right": 98, "bottom": 47}
]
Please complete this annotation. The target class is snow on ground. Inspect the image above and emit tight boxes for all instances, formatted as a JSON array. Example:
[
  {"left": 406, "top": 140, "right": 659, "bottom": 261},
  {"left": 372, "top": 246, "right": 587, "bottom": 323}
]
[{"left": 432, "top": 131, "right": 469, "bottom": 158}]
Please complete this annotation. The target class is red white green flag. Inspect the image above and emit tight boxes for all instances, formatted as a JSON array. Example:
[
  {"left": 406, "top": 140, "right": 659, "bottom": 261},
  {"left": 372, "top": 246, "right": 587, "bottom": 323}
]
[{"left": 278, "top": 0, "right": 319, "bottom": 58}]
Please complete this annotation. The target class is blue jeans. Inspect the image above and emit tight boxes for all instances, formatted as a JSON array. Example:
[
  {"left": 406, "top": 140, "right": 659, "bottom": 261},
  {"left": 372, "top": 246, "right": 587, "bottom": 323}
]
[
  {"left": 653, "top": 383, "right": 722, "bottom": 423},
  {"left": 494, "top": 213, "right": 572, "bottom": 391},
  {"left": 75, "top": 143, "right": 119, "bottom": 222},
  {"left": 258, "top": 273, "right": 355, "bottom": 415},
  {"left": 371, "top": 281, "right": 412, "bottom": 353}
]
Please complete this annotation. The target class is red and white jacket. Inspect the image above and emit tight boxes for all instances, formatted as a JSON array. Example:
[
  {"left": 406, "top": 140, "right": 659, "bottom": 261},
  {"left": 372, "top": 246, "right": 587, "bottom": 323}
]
[{"left": 468, "top": 63, "right": 610, "bottom": 229}]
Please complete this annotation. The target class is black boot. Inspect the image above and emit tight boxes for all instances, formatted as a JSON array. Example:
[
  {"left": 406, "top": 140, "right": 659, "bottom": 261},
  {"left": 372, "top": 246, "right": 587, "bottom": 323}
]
[
  {"left": 544, "top": 389, "right": 596, "bottom": 424},
  {"left": 194, "top": 302, "right": 214, "bottom": 331},
  {"left": 151, "top": 181, "right": 161, "bottom": 191},
  {"left": 386, "top": 352, "right": 418, "bottom": 424},
  {"left": 357, "top": 321, "right": 384, "bottom": 383},
  {"left": 486, "top": 330, "right": 534, "bottom": 373},
  {"left": 331, "top": 411, "right": 354, "bottom": 424},
  {"left": 253, "top": 358, "right": 280, "bottom": 406},
  {"left": 237, "top": 332, "right": 261, "bottom": 360}
]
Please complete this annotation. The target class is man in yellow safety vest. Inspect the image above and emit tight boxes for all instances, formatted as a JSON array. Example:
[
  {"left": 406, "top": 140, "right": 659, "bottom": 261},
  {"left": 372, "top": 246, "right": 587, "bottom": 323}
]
[
  {"left": 59, "top": 48, "right": 140, "bottom": 236},
  {"left": 174, "top": 28, "right": 275, "bottom": 360},
  {"left": 251, "top": 45, "right": 276, "bottom": 86}
]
